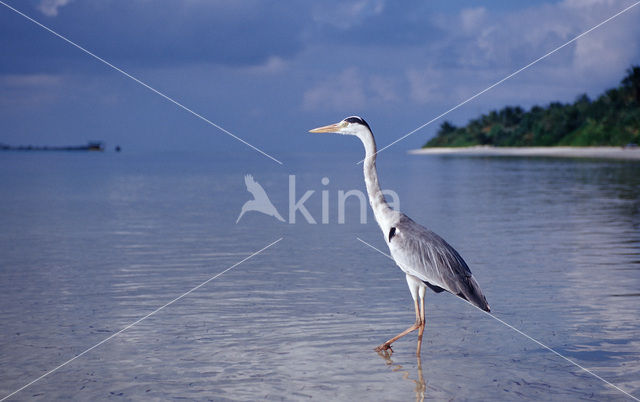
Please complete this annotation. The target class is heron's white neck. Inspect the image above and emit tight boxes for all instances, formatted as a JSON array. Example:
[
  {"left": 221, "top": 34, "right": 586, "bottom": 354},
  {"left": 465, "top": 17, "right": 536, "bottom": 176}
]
[{"left": 358, "top": 129, "right": 395, "bottom": 231}]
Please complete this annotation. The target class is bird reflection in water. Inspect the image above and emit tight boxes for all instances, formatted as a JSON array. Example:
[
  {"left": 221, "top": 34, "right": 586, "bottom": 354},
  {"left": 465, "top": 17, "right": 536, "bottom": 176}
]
[{"left": 377, "top": 350, "right": 426, "bottom": 402}]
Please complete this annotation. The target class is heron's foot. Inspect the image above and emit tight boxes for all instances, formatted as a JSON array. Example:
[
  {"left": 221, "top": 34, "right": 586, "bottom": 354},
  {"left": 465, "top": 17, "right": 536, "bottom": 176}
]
[
  {"left": 374, "top": 343, "right": 393, "bottom": 353},
  {"left": 376, "top": 348, "right": 393, "bottom": 362}
]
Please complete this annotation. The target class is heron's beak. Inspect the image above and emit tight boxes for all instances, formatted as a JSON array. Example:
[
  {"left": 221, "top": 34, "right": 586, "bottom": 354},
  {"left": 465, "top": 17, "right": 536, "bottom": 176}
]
[{"left": 309, "top": 122, "right": 341, "bottom": 133}]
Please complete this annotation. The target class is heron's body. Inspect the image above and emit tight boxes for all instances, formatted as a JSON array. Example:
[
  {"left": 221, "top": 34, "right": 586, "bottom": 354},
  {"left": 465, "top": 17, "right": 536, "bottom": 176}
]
[
  {"left": 310, "top": 116, "right": 489, "bottom": 355},
  {"left": 388, "top": 214, "right": 490, "bottom": 310}
]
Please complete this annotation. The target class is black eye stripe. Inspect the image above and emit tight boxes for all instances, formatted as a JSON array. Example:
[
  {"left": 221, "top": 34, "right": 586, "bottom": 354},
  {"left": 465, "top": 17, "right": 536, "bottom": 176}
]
[{"left": 344, "top": 116, "right": 371, "bottom": 131}]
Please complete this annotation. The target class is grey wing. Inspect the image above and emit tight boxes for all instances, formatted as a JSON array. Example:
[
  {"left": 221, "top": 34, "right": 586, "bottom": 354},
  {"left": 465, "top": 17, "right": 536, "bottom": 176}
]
[{"left": 388, "top": 215, "right": 490, "bottom": 312}]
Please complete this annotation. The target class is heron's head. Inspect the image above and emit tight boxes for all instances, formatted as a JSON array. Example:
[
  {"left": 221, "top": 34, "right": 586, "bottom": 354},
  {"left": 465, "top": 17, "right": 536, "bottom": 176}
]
[{"left": 309, "top": 116, "right": 371, "bottom": 137}]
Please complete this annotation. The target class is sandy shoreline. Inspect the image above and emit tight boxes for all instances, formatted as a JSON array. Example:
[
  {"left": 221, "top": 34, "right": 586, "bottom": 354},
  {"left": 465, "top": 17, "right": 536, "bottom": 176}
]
[{"left": 409, "top": 146, "right": 640, "bottom": 160}]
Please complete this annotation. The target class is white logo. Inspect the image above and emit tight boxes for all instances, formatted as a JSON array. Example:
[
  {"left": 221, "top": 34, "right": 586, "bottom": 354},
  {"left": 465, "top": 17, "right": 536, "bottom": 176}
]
[
  {"left": 237, "top": 174, "right": 400, "bottom": 224},
  {"left": 236, "top": 174, "right": 285, "bottom": 223}
]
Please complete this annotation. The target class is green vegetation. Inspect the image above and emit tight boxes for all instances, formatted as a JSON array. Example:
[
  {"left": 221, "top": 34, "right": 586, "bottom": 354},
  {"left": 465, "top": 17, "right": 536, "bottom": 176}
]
[{"left": 424, "top": 66, "right": 640, "bottom": 147}]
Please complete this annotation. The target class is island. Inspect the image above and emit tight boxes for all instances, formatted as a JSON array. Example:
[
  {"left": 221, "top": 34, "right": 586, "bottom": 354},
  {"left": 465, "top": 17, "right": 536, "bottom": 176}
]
[
  {"left": 0, "top": 141, "right": 104, "bottom": 152},
  {"left": 414, "top": 66, "right": 640, "bottom": 160}
]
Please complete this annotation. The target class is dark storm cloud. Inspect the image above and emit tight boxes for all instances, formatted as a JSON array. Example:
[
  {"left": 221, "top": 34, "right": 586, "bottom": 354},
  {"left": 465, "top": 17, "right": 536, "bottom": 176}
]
[
  {"left": 2, "top": 0, "right": 639, "bottom": 152},
  {"left": 0, "top": 0, "right": 306, "bottom": 73},
  {"left": 308, "top": 1, "right": 443, "bottom": 47}
]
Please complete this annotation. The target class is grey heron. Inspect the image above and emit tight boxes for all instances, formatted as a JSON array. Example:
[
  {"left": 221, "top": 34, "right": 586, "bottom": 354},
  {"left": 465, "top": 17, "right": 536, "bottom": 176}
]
[{"left": 310, "top": 116, "right": 490, "bottom": 355}]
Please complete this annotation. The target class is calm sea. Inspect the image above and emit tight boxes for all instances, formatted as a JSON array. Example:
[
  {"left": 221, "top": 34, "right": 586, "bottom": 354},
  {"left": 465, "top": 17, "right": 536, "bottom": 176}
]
[{"left": 1, "top": 150, "right": 639, "bottom": 400}]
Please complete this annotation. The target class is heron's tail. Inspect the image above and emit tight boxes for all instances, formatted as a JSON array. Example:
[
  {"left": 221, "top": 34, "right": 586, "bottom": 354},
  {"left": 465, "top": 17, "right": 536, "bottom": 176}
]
[{"left": 459, "top": 275, "right": 490, "bottom": 312}]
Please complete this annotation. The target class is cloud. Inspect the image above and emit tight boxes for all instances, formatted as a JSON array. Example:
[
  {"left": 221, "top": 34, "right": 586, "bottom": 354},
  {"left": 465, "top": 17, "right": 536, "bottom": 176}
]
[
  {"left": 303, "top": 68, "right": 366, "bottom": 111},
  {"left": 307, "top": 1, "right": 439, "bottom": 48},
  {"left": 459, "top": 7, "right": 486, "bottom": 33},
  {"left": 312, "top": 0, "right": 385, "bottom": 29},
  {"left": 303, "top": 67, "right": 400, "bottom": 110},
  {"left": 570, "top": 0, "right": 640, "bottom": 79},
  {"left": 406, "top": 68, "right": 443, "bottom": 104},
  {"left": 369, "top": 75, "right": 398, "bottom": 102},
  {"left": 406, "top": 0, "right": 640, "bottom": 108},
  {"left": 1, "top": 74, "right": 62, "bottom": 87},
  {"left": 244, "top": 56, "right": 288, "bottom": 75},
  {"left": 2, "top": 0, "right": 639, "bottom": 151},
  {"left": 0, "top": 1, "right": 306, "bottom": 73},
  {"left": 37, "top": 0, "right": 72, "bottom": 17},
  {"left": 0, "top": 74, "right": 63, "bottom": 107}
]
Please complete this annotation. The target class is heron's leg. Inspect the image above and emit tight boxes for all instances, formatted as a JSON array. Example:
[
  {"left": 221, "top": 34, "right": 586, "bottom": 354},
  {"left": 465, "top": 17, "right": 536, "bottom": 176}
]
[
  {"left": 374, "top": 298, "right": 421, "bottom": 352},
  {"left": 416, "top": 287, "right": 426, "bottom": 355}
]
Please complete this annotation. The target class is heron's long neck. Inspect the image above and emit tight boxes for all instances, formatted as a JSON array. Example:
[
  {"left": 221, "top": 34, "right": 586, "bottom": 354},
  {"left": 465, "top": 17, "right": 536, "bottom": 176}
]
[{"left": 360, "top": 130, "right": 394, "bottom": 229}]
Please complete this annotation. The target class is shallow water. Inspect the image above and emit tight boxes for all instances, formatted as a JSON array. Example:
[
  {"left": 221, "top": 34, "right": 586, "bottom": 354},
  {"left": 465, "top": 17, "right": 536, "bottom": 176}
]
[{"left": 0, "top": 151, "right": 639, "bottom": 400}]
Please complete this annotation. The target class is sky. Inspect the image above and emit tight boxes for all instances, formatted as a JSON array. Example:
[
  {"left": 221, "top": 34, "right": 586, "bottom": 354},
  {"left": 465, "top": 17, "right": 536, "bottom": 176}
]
[{"left": 1, "top": 0, "right": 640, "bottom": 160}]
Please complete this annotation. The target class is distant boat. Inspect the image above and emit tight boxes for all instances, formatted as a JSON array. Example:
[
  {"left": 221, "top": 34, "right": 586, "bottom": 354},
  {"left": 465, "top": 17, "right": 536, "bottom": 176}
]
[{"left": 0, "top": 141, "right": 105, "bottom": 152}]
